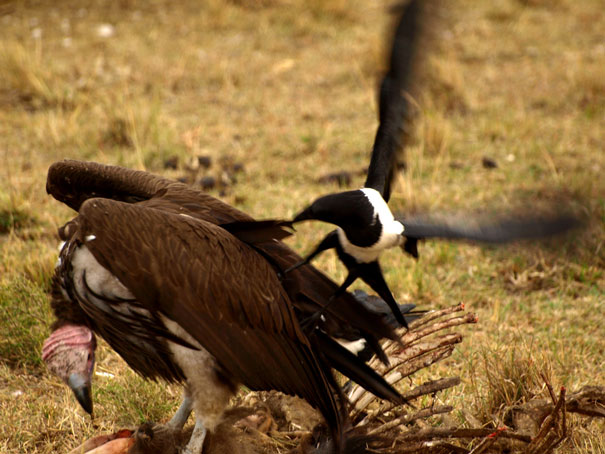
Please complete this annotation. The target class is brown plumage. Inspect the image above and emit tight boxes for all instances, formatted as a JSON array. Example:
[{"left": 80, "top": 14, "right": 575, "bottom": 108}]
[{"left": 44, "top": 160, "right": 403, "bottom": 454}]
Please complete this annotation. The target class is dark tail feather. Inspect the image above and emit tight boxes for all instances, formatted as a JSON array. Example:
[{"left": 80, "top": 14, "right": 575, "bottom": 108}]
[
  {"left": 220, "top": 219, "right": 295, "bottom": 243},
  {"left": 312, "top": 331, "right": 404, "bottom": 405}
]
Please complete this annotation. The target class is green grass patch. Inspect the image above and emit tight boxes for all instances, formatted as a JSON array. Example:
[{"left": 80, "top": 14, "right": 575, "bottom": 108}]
[{"left": 0, "top": 276, "right": 52, "bottom": 369}]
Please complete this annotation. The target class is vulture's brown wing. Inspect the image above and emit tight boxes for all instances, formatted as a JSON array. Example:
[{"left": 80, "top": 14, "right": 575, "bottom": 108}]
[
  {"left": 46, "top": 159, "right": 249, "bottom": 224},
  {"left": 257, "top": 241, "right": 398, "bottom": 342},
  {"left": 75, "top": 198, "right": 345, "bottom": 440},
  {"left": 47, "top": 160, "right": 172, "bottom": 211}
]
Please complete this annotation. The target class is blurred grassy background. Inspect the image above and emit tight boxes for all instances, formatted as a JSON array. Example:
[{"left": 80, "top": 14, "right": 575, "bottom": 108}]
[{"left": 0, "top": 0, "right": 603, "bottom": 452}]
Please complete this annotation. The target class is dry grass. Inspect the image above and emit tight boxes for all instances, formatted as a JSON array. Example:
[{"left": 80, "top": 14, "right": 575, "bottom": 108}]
[{"left": 0, "top": 0, "right": 603, "bottom": 452}]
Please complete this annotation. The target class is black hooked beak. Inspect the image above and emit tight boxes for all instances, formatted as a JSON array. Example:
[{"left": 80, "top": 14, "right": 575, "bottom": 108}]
[
  {"left": 293, "top": 206, "right": 316, "bottom": 223},
  {"left": 68, "top": 372, "right": 93, "bottom": 415}
]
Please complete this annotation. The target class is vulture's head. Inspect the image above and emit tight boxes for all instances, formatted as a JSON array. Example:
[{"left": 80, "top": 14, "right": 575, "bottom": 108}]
[{"left": 42, "top": 324, "right": 96, "bottom": 415}]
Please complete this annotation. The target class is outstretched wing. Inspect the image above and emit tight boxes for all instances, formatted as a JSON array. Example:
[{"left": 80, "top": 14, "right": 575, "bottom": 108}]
[
  {"left": 75, "top": 198, "right": 346, "bottom": 439},
  {"left": 396, "top": 211, "right": 580, "bottom": 257},
  {"left": 364, "top": 0, "right": 422, "bottom": 201}
]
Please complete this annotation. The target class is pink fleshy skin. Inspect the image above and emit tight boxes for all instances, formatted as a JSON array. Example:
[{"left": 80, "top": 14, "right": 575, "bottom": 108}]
[
  {"left": 42, "top": 325, "right": 94, "bottom": 362},
  {"left": 84, "top": 437, "right": 134, "bottom": 454},
  {"left": 67, "top": 430, "right": 134, "bottom": 454}
]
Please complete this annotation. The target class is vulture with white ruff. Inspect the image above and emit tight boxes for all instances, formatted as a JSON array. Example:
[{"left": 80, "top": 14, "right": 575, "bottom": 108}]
[{"left": 42, "top": 159, "right": 405, "bottom": 454}]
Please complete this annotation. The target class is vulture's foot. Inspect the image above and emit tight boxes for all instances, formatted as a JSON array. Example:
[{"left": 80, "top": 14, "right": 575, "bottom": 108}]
[{"left": 181, "top": 419, "right": 207, "bottom": 454}]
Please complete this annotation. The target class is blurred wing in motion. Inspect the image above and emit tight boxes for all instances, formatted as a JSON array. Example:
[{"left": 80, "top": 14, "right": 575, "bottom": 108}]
[
  {"left": 397, "top": 212, "right": 581, "bottom": 258},
  {"left": 365, "top": 0, "right": 423, "bottom": 201}
]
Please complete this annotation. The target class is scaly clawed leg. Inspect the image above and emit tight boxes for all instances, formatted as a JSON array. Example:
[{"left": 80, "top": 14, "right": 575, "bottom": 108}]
[
  {"left": 181, "top": 418, "right": 207, "bottom": 454},
  {"left": 167, "top": 389, "right": 192, "bottom": 430}
]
